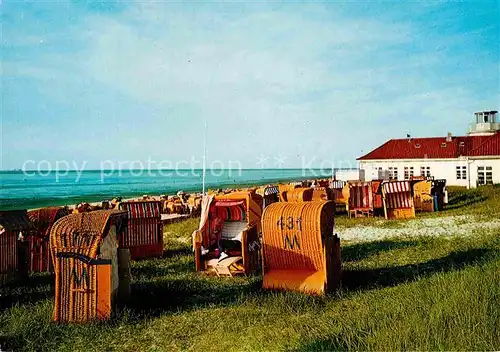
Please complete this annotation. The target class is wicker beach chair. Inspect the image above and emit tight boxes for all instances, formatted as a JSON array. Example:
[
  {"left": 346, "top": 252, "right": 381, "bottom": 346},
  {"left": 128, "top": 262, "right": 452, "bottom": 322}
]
[
  {"left": 278, "top": 184, "right": 299, "bottom": 202},
  {"left": 0, "top": 210, "right": 32, "bottom": 284},
  {"left": 330, "top": 180, "right": 349, "bottom": 212},
  {"left": 285, "top": 188, "right": 314, "bottom": 202},
  {"left": 347, "top": 181, "right": 374, "bottom": 218},
  {"left": 412, "top": 180, "right": 434, "bottom": 212},
  {"left": 27, "top": 206, "right": 71, "bottom": 273},
  {"left": 382, "top": 181, "right": 416, "bottom": 219},
  {"left": 370, "top": 180, "right": 385, "bottom": 216},
  {"left": 118, "top": 201, "right": 163, "bottom": 260},
  {"left": 192, "top": 191, "right": 263, "bottom": 277},
  {"left": 432, "top": 179, "right": 447, "bottom": 211},
  {"left": 311, "top": 187, "right": 334, "bottom": 202},
  {"left": 49, "top": 210, "right": 128, "bottom": 322},
  {"left": 261, "top": 201, "right": 341, "bottom": 295},
  {"left": 256, "top": 185, "right": 280, "bottom": 208}
]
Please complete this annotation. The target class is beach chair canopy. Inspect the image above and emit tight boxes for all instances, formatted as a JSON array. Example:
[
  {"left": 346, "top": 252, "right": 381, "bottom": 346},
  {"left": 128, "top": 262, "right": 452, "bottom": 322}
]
[
  {"left": 382, "top": 181, "right": 414, "bottom": 209},
  {"left": 261, "top": 201, "right": 340, "bottom": 295},
  {"left": 28, "top": 207, "right": 70, "bottom": 238},
  {"left": 330, "top": 180, "right": 346, "bottom": 190},
  {"left": 0, "top": 210, "right": 32, "bottom": 233},
  {"left": 119, "top": 201, "right": 161, "bottom": 219},
  {"left": 50, "top": 210, "right": 127, "bottom": 322}
]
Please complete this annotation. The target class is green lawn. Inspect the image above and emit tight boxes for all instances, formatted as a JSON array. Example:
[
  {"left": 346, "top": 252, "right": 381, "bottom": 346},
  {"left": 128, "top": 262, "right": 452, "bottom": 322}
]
[{"left": 1, "top": 186, "right": 499, "bottom": 351}]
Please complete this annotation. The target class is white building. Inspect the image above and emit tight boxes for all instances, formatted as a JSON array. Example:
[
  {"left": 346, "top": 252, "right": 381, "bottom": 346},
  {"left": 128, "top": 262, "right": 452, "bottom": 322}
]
[{"left": 357, "top": 111, "right": 500, "bottom": 188}]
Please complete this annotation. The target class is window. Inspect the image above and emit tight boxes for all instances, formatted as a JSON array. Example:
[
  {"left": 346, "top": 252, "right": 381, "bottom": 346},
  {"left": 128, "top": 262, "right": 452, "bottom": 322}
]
[
  {"left": 456, "top": 166, "right": 467, "bottom": 180},
  {"left": 441, "top": 143, "right": 447, "bottom": 147},
  {"left": 477, "top": 166, "right": 493, "bottom": 185},
  {"left": 388, "top": 167, "right": 398, "bottom": 180},
  {"left": 415, "top": 144, "right": 421, "bottom": 149},
  {"left": 404, "top": 166, "right": 414, "bottom": 180},
  {"left": 420, "top": 166, "right": 431, "bottom": 177}
]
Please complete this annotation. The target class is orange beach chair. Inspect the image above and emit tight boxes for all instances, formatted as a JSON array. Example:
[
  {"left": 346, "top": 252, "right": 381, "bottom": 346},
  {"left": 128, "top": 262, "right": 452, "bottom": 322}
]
[
  {"left": 261, "top": 201, "right": 341, "bottom": 295},
  {"left": 50, "top": 210, "right": 128, "bottom": 322}
]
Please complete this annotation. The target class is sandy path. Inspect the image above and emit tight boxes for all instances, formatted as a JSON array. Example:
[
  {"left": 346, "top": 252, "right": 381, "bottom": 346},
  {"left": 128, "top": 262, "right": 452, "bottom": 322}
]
[{"left": 337, "top": 215, "right": 500, "bottom": 243}]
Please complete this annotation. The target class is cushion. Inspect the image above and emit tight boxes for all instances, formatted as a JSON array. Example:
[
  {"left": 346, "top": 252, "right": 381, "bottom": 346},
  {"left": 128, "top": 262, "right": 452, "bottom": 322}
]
[{"left": 221, "top": 221, "right": 247, "bottom": 241}]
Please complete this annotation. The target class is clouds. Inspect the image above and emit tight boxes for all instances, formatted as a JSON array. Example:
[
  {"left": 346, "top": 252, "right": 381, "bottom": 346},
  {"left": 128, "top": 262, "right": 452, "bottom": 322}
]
[{"left": 1, "top": 1, "right": 498, "bottom": 169}]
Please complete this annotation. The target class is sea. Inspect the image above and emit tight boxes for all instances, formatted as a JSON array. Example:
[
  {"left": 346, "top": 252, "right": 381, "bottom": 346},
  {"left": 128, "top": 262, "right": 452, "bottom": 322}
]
[{"left": 0, "top": 169, "right": 333, "bottom": 210}]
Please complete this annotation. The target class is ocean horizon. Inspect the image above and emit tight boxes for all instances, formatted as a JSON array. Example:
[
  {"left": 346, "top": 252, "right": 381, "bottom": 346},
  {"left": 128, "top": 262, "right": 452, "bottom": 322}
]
[{"left": 0, "top": 168, "right": 334, "bottom": 210}]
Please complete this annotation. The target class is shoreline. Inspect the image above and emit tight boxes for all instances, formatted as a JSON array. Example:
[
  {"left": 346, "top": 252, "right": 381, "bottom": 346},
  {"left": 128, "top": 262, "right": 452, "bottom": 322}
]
[{"left": 3, "top": 175, "right": 327, "bottom": 211}]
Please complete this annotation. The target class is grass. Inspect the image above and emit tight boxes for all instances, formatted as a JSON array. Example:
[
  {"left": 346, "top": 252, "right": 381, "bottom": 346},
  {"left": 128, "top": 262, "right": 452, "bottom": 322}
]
[{"left": 1, "top": 187, "right": 499, "bottom": 351}]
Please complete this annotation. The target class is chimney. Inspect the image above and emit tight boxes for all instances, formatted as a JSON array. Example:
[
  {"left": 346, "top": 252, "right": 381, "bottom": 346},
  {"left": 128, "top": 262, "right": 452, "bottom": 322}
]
[{"left": 446, "top": 132, "right": 452, "bottom": 142}]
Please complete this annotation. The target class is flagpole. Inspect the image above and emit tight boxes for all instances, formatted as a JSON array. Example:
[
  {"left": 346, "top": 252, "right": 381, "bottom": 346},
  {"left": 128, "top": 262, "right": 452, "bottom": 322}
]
[{"left": 202, "top": 121, "right": 207, "bottom": 195}]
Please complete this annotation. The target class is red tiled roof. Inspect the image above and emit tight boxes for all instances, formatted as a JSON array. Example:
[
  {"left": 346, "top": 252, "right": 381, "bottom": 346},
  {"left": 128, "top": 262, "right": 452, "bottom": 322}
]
[
  {"left": 467, "top": 133, "right": 500, "bottom": 157},
  {"left": 357, "top": 133, "right": 499, "bottom": 160}
]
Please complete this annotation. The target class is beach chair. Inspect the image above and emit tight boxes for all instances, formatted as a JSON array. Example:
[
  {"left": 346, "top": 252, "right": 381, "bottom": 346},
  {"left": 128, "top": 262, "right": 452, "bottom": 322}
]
[
  {"left": 27, "top": 207, "right": 70, "bottom": 273},
  {"left": 0, "top": 210, "right": 32, "bottom": 284},
  {"left": 278, "top": 184, "right": 300, "bottom": 202},
  {"left": 432, "top": 179, "right": 447, "bottom": 211},
  {"left": 285, "top": 188, "right": 314, "bottom": 202},
  {"left": 261, "top": 201, "right": 341, "bottom": 295},
  {"left": 412, "top": 180, "right": 434, "bottom": 212},
  {"left": 330, "top": 180, "right": 348, "bottom": 213},
  {"left": 347, "top": 181, "right": 374, "bottom": 218},
  {"left": 187, "top": 195, "right": 203, "bottom": 215},
  {"left": 382, "top": 181, "right": 416, "bottom": 219},
  {"left": 118, "top": 201, "right": 163, "bottom": 260},
  {"left": 370, "top": 180, "right": 385, "bottom": 216},
  {"left": 50, "top": 210, "right": 128, "bottom": 323},
  {"left": 311, "top": 187, "right": 334, "bottom": 201},
  {"left": 192, "top": 191, "right": 263, "bottom": 277},
  {"left": 256, "top": 185, "right": 280, "bottom": 208}
]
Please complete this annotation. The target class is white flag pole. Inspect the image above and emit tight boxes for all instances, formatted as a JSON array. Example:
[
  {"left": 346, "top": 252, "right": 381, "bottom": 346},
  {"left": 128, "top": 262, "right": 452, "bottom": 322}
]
[{"left": 202, "top": 121, "right": 207, "bottom": 195}]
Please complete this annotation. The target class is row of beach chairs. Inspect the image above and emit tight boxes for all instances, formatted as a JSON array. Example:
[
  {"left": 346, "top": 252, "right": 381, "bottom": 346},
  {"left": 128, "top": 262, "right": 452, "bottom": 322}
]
[
  {"left": 1, "top": 177, "right": 446, "bottom": 323},
  {"left": 330, "top": 177, "right": 447, "bottom": 219}
]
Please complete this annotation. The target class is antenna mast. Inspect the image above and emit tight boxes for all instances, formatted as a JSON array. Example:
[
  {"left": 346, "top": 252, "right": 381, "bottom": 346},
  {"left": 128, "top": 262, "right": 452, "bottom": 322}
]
[{"left": 202, "top": 121, "right": 207, "bottom": 195}]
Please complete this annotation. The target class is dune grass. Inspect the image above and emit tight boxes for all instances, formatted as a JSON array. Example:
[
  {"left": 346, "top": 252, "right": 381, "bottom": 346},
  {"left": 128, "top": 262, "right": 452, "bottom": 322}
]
[{"left": 1, "top": 187, "right": 499, "bottom": 351}]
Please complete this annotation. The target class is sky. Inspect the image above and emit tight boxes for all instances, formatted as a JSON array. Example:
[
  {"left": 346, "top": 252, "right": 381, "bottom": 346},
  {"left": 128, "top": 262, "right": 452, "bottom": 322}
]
[{"left": 1, "top": 0, "right": 499, "bottom": 170}]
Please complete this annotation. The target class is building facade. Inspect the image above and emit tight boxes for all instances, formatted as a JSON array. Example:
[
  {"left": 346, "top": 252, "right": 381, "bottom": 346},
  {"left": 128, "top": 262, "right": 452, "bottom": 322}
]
[{"left": 357, "top": 111, "right": 500, "bottom": 188}]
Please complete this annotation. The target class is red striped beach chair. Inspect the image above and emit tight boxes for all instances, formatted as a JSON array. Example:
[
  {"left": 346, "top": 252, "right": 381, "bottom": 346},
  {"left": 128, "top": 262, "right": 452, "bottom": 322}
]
[
  {"left": 192, "top": 191, "right": 262, "bottom": 277},
  {"left": 382, "top": 181, "right": 416, "bottom": 219},
  {"left": 347, "top": 181, "right": 374, "bottom": 218},
  {"left": 27, "top": 207, "right": 70, "bottom": 273},
  {"left": 118, "top": 201, "right": 163, "bottom": 260}
]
